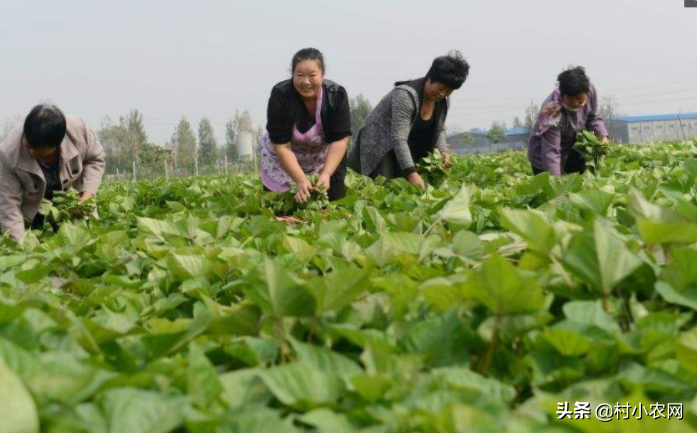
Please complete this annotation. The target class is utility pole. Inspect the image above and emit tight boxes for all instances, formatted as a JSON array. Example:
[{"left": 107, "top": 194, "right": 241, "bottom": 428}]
[{"left": 678, "top": 112, "right": 687, "bottom": 141}]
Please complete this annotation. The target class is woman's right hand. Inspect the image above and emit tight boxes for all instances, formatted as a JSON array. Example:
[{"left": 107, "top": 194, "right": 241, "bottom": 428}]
[
  {"left": 407, "top": 172, "right": 426, "bottom": 189},
  {"left": 442, "top": 152, "right": 452, "bottom": 170},
  {"left": 294, "top": 177, "right": 314, "bottom": 203}
]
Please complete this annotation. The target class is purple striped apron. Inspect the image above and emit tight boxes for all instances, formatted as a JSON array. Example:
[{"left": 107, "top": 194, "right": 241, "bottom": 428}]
[{"left": 261, "top": 86, "right": 329, "bottom": 192}]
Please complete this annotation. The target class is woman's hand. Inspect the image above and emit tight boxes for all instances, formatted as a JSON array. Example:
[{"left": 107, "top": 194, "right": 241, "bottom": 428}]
[
  {"left": 407, "top": 172, "right": 426, "bottom": 189},
  {"left": 442, "top": 152, "right": 452, "bottom": 170},
  {"left": 78, "top": 191, "right": 94, "bottom": 204},
  {"left": 315, "top": 137, "right": 347, "bottom": 194},
  {"left": 294, "top": 177, "right": 314, "bottom": 203},
  {"left": 316, "top": 172, "right": 331, "bottom": 192},
  {"left": 71, "top": 191, "right": 95, "bottom": 218},
  {"left": 599, "top": 136, "right": 610, "bottom": 155}
]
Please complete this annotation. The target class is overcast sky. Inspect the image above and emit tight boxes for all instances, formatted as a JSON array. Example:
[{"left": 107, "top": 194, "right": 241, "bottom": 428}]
[{"left": 1, "top": 0, "right": 696, "bottom": 144}]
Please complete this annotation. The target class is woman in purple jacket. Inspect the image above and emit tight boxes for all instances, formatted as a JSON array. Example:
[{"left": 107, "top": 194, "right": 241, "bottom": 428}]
[{"left": 527, "top": 66, "right": 609, "bottom": 176}]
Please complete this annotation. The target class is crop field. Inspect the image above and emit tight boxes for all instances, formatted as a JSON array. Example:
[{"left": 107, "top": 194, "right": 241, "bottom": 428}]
[{"left": 2, "top": 141, "right": 697, "bottom": 432}]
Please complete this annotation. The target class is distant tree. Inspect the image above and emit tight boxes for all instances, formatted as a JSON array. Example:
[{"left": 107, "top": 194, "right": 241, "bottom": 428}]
[
  {"left": 224, "top": 119, "right": 237, "bottom": 161},
  {"left": 98, "top": 110, "right": 149, "bottom": 175},
  {"left": 487, "top": 122, "right": 506, "bottom": 144},
  {"left": 198, "top": 118, "right": 218, "bottom": 166},
  {"left": 600, "top": 96, "right": 619, "bottom": 133},
  {"left": 512, "top": 116, "right": 523, "bottom": 129},
  {"left": 125, "top": 109, "right": 148, "bottom": 157},
  {"left": 524, "top": 101, "right": 540, "bottom": 132},
  {"left": 460, "top": 132, "right": 475, "bottom": 144},
  {"left": 137, "top": 142, "right": 168, "bottom": 175},
  {"left": 253, "top": 125, "right": 264, "bottom": 162},
  {"left": 224, "top": 110, "right": 255, "bottom": 161},
  {"left": 99, "top": 116, "right": 129, "bottom": 174},
  {"left": 349, "top": 94, "right": 372, "bottom": 144},
  {"left": 599, "top": 96, "right": 618, "bottom": 121},
  {"left": 171, "top": 117, "right": 197, "bottom": 169},
  {"left": 234, "top": 110, "right": 254, "bottom": 133}
]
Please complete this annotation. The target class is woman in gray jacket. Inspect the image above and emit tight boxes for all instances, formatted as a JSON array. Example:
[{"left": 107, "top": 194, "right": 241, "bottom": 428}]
[{"left": 348, "top": 51, "right": 469, "bottom": 189}]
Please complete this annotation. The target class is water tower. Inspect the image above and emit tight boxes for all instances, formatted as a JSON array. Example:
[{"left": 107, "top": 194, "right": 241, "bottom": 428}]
[{"left": 237, "top": 130, "right": 254, "bottom": 160}]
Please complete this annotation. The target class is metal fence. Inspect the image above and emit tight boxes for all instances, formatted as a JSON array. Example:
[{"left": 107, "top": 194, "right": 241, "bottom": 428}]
[
  {"left": 451, "top": 141, "right": 527, "bottom": 156},
  {"left": 103, "top": 158, "right": 259, "bottom": 183}
]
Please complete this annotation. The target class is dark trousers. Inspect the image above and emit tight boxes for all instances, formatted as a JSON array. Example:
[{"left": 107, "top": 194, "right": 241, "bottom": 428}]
[
  {"left": 532, "top": 149, "right": 587, "bottom": 175},
  {"left": 30, "top": 214, "right": 45, "bottom": 230},
  {"left": 369, "top": 149, "right": 401, "bottom": 180},
  {"left": 30, "top": 211, "right": 59, "bottom": 232},
  {"left": 368, "top": 140, "right": 434, "bottom": 180}
]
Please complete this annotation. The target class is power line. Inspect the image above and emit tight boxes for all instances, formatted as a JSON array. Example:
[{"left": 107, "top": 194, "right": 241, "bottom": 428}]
[
  {"left": 449, "top": 87, "right": 697, "bottom": 115},
  {"left": 604, "top": 78, "right": 697, "bottom": 92},
  {"left": 609, "top": 87, "right": 697, "bottom": 101},
  {"left": 451, "top": 86, "right": 697, "bottom": 111}
]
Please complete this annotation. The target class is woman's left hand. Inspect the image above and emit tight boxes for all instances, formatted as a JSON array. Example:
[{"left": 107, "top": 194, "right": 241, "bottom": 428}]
[
  {"left": 599, "top": 136, "right": 610, "bottom": 155},
  {"left": 443, "top": 152, "right": 452, "bottom": 170},
  {"left": 78, "top": 191, "right": 94, "bottom": 204},
  {"left": 316, "top": 172, "right": 331, "bottom": 192}
]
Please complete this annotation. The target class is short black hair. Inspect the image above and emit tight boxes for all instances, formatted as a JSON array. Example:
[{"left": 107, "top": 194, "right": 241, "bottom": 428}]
[
  {"left": 427, "top": 50, "right": 469, "bottom": 90},
  {"left": 23, "top": 104, "right": 66, "bottom": 149},
  {"left": 291, "top": 48, "right": 325, "bottom": 75},
  {"left": 558, "top": 66, "right": 590, "bottom": 97}
]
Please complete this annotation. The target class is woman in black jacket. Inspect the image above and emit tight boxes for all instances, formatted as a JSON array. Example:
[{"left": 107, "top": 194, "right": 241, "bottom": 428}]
[{"left": 260, "top": 48, "right": 352, "bottom": 203}]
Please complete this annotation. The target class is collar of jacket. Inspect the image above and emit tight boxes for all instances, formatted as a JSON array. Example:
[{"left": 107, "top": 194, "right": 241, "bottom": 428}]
[
  {"left": 16, "top": 134, "right": 80, "bottom": 178},
  {"left": 395, "top": 77, "right": 426, "bottom": 108},
  {"left": 393, "top": 77, "right": 449, "bottom": 152},
  {"left": 394, "top": 77, "right": 449, "bottom": 122},
  {"left": 274, "top": 79, "right": 343, "bottom": 134},
  {"left": 275, "top": 79, "right": 341, "bottom": 109}
]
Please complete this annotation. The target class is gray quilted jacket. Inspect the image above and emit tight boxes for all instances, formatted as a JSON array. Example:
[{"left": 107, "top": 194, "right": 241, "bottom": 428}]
[
  {"left": 0, "top": 116, "right": 106, "bottom": 241},
  {"left": 348, "top": 80, "right": 449, "bottom": 176}
]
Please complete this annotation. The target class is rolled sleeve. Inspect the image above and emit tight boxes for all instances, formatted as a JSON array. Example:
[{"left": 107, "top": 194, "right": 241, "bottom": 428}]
[{"left": 0, "top": 153, "right": 27, "bottom": 241}]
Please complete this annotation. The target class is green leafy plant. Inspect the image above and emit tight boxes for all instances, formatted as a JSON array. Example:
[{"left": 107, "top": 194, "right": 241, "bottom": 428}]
[
  {"left": 38, "top": 188, "right": 96, "bottom": 224},
  {"left": 0, "top": 140, "right": 696, "bottom": 431},
  {"left": 573, "top": 129, "right": 611, "bottom": 172},
  {"left": 417, "top": 149, "right": 448, "bottom": 186},
  {"left": 271, "top": 174, "right": 329, "bottom": 215}
]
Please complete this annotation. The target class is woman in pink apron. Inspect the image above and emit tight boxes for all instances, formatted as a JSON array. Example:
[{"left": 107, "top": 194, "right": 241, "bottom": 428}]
[{"left": 261, "top": 48, "right": 352, "bottom": 203}]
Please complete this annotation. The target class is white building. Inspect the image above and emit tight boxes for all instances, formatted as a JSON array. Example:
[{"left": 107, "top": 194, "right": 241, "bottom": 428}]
[{"left": 609, "top": 113, "right": 697, "bottom": 144}]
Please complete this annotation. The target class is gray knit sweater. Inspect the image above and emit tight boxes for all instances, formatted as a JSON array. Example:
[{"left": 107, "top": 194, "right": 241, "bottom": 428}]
[{"left": 348, "top": 82, "right": 449, "bottom": 176}]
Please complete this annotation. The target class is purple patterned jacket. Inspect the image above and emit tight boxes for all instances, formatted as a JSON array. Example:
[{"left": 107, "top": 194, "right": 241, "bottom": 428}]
[{"left": 527, "top": 83, "right": 608, "bottom": 176}]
